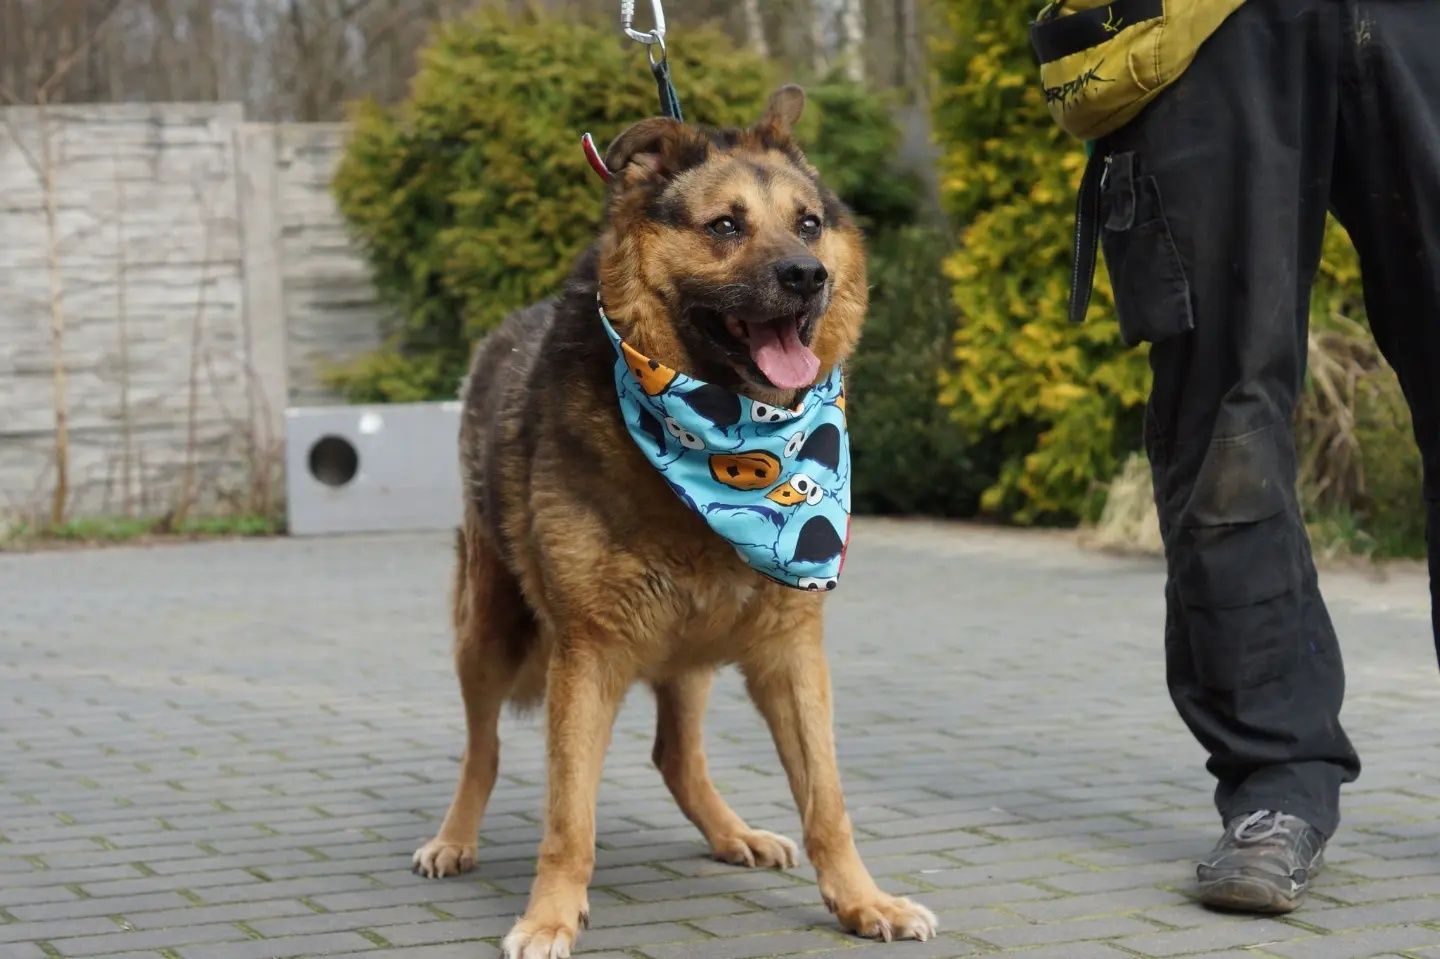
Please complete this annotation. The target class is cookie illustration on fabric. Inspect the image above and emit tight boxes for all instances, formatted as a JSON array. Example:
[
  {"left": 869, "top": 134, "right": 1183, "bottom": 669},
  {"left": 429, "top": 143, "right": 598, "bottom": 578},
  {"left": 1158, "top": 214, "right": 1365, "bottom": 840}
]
[
  {"left": 766, "top": 473, "right": 824, "bottom": 507},
  {"left": 710, "top": 451, "right": 782, "bottom": 490},
  {"left": 600, "top": 298, "right": 853, "bottom": 591},
  {"left": 621, "top": 340, "right": 678, "bottom": 396}
]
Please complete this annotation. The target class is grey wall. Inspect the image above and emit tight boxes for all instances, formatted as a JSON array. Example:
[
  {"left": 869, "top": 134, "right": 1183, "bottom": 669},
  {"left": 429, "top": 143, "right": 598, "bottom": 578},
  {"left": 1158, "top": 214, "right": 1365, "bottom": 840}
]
[{"left": 0, "top": 103, "right": 391, "bottom": 525}]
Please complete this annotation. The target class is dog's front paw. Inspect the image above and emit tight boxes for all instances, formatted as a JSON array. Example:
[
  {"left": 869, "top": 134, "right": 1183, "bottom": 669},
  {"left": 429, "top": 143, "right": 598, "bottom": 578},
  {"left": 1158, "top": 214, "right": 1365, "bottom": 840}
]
[
  {"left": 712, "top": 828, "right": 799, "bottom": 869},
  {"left": 502, "top": 907, "right": 588, "bottom": 959},
  {"left": 412, "top": 838, "right": 476, "bottom": 879},
  {"left": 833, "top": 893, "right": 937, "bottom": 942}
]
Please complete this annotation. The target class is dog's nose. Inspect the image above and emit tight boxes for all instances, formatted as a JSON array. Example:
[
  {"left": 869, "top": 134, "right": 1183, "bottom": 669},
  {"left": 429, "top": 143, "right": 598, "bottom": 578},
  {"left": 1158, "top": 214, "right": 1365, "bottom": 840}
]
[{"left": 775, "top": 256, "right": 828, "bottom": 299}]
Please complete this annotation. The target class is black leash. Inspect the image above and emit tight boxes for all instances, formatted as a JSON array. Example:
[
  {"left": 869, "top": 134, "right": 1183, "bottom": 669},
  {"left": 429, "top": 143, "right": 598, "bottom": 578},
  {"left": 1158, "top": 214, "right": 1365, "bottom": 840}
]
[
  {"left": 1069, "top": 146, "right": 1108, "bottom": 325},
  {"left": 651, "top": 47, "right": 683, "bottom": 122}
]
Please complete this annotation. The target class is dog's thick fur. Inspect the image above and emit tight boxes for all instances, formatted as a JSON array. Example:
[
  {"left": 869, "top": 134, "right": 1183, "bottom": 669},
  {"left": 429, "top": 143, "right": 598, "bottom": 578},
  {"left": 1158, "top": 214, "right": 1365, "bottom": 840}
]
[{"left": 412, "top": 87, "right": 936, "bottom": 958}]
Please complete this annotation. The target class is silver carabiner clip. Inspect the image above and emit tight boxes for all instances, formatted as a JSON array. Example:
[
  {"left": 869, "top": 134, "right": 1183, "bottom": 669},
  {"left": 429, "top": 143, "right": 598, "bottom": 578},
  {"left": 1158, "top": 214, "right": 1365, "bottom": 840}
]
[{"left": 621, "top": 0, "right": 666, "bottom": 46}]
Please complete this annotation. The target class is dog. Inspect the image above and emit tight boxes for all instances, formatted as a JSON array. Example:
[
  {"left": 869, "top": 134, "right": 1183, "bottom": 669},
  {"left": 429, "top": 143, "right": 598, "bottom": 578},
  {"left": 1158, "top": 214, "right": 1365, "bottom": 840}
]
[{"left": 411, "top": 85, "right": 937, "bottom": 959}]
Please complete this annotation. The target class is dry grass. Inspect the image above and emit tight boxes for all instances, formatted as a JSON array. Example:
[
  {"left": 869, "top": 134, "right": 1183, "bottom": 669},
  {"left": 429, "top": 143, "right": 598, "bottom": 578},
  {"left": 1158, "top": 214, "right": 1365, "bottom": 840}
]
[
  {"left": 1084, "top": 315, "right": 1419, "bottom": 560},
  {"left": 1083, "top": 453, "right": 1162, "bottom": 556},
  {"left": 1296, "top": 314, "right": 1377, "bottom": 511}
]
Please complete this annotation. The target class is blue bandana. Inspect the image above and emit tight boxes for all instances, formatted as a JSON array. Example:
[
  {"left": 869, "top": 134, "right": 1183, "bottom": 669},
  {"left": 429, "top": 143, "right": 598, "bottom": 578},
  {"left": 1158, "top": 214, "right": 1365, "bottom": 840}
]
[{"left": 599, "top": 300, "right": 851, "bottom": 591}]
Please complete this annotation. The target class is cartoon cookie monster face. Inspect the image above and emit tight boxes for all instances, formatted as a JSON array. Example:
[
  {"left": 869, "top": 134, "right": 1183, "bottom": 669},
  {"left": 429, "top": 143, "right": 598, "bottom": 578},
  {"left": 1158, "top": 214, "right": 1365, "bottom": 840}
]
[
  {"left": 766, "top": 473, "right": 824, "bottom": 507},
  {"left": 750, "top": 401, "right": 801, "bottom": 424},
  {"left": 710, "top": 451, "right": 783, "bottom": 490}
]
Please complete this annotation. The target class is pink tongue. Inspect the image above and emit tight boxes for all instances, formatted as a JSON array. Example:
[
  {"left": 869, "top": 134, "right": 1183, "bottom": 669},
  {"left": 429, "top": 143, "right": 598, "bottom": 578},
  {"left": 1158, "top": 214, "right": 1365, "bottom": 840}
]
[{"left": 749, "top": 319, "right": 820, "bottom": 390}]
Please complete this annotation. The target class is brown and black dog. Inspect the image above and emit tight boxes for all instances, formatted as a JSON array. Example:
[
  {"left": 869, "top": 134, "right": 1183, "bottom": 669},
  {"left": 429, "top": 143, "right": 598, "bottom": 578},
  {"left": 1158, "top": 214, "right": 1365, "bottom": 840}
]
[{"left": 412, "top": 86, "right": 936, "bottom": 959}]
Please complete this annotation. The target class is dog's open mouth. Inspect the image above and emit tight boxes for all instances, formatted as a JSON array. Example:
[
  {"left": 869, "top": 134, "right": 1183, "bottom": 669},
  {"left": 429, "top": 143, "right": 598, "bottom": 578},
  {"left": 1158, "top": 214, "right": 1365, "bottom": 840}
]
[{"left": 724, "top": 314, "right": 820, "bottom": 390}]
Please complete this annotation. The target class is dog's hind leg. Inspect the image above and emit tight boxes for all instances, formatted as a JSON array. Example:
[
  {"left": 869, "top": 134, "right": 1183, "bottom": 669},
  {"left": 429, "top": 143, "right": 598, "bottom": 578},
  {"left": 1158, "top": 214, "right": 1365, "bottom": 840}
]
[
  {"left": 413, "top": 518, "right": 527, "bottom": 879},
  {"left": 653, "top": 668, "right": 798, "bottom": 869}
]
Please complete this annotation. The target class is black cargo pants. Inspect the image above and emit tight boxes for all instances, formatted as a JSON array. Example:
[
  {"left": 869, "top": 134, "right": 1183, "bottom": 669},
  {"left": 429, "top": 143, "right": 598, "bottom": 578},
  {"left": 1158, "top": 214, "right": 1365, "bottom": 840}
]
[{"left": 1098, "top": 0, "right": 1440, "bottom": 838}]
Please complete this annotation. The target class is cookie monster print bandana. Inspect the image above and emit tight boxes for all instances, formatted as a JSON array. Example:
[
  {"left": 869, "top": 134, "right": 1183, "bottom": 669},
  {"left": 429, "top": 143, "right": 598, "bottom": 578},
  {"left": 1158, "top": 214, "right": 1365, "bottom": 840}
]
[{"left": 599, "top": 299, "right": 851, "bottom": 591}]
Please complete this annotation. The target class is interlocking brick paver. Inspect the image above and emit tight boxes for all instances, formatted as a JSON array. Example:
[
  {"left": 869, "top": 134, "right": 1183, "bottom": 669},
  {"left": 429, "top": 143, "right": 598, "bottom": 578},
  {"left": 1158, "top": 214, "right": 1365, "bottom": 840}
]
[
  {"left": 0, "top": 918, "right": 121, "bottom": 944},
  {"left": 576, "top": 921, "right": 710, "bottom": 951},
  {"left": 124, "top": 899, "right": 315, "bottom": 929},
  {"left": 640, "top": 929, "right": 846, "bottom": 959},
  {"left": 10, "top": 891, "right": 192, "bottom": 921},
  {"left": 969, "top": 915, "right": 1160, "bottom": 950},
  {"left": 976, "top": 944, "right": 1131, "bottom": 959},
  {"left": 51, "top": 922, "right": 251, "bottom": 957},
  {"left": 1010, "top": 885, "right": 1186, "bottom": 921},
  {"left": 1, "top": 523, "right": 1436, "bottom": 958},
  {"left": 1264, "top": 924, "right": 1440, "bottom": 959},
  {"left": 1114, "top": 918, "right": 1310, "bottom": 956},
  {"left": 174, "top": 931, "right": 380, "bottom": 959},
  {"left": 375, "top": 916, "right": 515, "bottom": 943},
  {"left": 1304, "top": 897, "right": 1440, "bottom": 931},
  {"left": 3, "top": 945, "right": 52, "bottom": 959},
  {"left": 247, "top": 904, "right": 444, "bottom": 937},
  {"left": 331, "top": 946, "right": 499, "bottom": 959}
]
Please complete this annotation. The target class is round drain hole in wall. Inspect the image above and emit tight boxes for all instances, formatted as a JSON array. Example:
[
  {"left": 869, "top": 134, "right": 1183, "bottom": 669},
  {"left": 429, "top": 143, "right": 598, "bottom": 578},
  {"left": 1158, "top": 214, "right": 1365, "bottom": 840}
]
[{"left": 309, "top": 435, "right": 359, "bottom": 487}]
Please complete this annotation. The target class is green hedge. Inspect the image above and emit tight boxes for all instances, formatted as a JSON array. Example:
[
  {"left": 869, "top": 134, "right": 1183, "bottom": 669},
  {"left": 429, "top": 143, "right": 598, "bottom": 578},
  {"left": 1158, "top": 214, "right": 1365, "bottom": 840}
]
[{"left": 849, "top": 226, "right": 995, "bottom": 516}]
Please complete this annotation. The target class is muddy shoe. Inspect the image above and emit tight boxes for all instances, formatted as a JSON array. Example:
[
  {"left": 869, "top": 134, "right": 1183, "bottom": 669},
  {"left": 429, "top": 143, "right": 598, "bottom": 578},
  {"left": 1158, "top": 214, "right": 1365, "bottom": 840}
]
[{"left": 1197, "top": 810, "right": 1325, "bottom": 913}]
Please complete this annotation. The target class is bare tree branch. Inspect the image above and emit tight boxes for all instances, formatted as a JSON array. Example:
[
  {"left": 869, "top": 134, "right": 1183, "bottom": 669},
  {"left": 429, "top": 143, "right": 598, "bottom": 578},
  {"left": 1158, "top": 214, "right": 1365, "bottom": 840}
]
[{"left": 37, "top": 0, "right": 125, "bottom": 101}]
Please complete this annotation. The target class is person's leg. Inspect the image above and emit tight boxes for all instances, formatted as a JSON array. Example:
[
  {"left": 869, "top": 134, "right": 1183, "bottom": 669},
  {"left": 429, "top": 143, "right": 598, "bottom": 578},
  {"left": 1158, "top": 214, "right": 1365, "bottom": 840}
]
[
  {"left": 1331, "top": 0, "right": 1440, "bottom": 657},
  {"left": 1098, "top": 0, "right": 1360, "bottom": 844}
]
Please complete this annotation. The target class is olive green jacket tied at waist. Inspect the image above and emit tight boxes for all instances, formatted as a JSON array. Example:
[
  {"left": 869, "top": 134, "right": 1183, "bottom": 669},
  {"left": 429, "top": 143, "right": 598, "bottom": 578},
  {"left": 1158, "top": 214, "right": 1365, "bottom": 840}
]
[{"left": 1032, "top": 0, "right": 1246, "bottom": 140}]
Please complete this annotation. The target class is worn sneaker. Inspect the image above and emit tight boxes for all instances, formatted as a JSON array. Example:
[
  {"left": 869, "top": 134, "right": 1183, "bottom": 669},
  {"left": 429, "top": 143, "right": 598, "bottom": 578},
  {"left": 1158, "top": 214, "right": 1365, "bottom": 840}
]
[{"left": 1197, "top": 810, "right": 1325, "bottom": 913}]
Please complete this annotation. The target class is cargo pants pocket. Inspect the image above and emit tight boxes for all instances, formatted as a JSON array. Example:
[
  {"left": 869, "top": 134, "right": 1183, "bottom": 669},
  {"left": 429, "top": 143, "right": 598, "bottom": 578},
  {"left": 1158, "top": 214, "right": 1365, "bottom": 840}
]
[{"left": 1100, "top": 152, "right": 1197, "bottom": 347}]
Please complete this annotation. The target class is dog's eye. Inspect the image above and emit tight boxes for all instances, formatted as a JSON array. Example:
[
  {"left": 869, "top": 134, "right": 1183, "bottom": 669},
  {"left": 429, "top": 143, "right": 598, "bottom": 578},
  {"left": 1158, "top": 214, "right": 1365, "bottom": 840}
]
[
  {"left": 709, "top": 216, "right": 740, "bottom": 237},
  {"left": 799, "top": 214, "right": 822, "bottom": 239}
]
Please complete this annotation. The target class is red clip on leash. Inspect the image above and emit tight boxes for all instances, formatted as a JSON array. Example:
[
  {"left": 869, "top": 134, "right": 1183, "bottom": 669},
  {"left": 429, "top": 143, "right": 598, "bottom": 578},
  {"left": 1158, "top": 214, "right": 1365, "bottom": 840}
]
[{"left": 581, "top": 132, "right": 614, "bottom": 183}]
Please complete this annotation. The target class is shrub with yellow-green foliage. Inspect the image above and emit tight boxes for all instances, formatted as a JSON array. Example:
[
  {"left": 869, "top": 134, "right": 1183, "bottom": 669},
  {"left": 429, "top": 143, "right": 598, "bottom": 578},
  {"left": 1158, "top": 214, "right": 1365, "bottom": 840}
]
[
  {"left": 930, "top": 0, "right": 1421, "bottom": 553},
  {"left": 930, "top": 0, "right": 1147, "bottom": 524}
]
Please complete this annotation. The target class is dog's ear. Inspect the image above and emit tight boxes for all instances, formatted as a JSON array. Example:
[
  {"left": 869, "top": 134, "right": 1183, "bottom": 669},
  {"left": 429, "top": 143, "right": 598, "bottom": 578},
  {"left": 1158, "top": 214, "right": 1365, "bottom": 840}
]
[
  {"left": 755, "top": 85, "right": 806, "bottom": 142},
  {"left": 604, "top": 117, "right": 708, "bottom": 184}
]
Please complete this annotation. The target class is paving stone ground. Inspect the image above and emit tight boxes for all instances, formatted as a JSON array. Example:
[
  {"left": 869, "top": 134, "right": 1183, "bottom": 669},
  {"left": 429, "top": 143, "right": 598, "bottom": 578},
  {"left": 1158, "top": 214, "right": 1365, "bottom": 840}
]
[{"left": 2, "top": 519, "right": 1438, "bottom": 959}]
